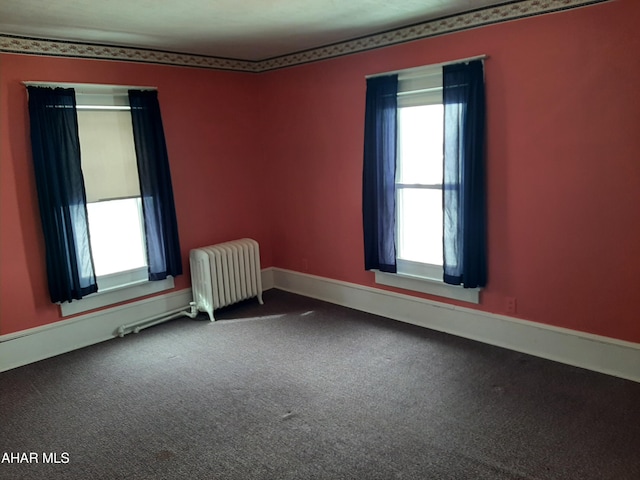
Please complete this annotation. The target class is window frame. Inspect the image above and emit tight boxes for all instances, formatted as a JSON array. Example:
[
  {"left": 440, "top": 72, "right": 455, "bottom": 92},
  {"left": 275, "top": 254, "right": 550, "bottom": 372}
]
[
  {"left": 51, "top": 82, "right": 174, "bottom": 316},
  {"left": 373, "top": 65, "right": 481, "bottom": 303},
  {"left": 59, "top": 276, "right": 175, "bottom": 316},
  {"left": 395, "top": 102, "right": 444, "bottom": 272}
]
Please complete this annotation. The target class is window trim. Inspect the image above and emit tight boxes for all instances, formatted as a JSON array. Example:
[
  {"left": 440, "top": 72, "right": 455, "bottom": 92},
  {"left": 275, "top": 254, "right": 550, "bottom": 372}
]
[
  {"left": 25, "top": 82, "right": 177, "bottom": 311},
  {"left": 58, "top": 82, "right": 172, "bottom": 316},
  {"left": 59, "top": 274, "right": 175, "bottom": 317},
  {"left": 372, "top": 63, "right": 481, "bottom": 304},
  {"left": 374, "top": 269, "right": 480, "bottom": 304},
  {"left": 78, "top": 99, "right": 149, "bottom": 296},
  {"left": 96, "top": 266, "right": 149, "bottom": 291},
  {"left": 395, "top": 71, "right": 444, "bottom": 271}
]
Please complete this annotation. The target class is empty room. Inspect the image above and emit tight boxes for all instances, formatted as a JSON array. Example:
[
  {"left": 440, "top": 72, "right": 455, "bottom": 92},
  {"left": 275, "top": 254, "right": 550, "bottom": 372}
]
[{"left": 1, "top": 0, "right": 639, "bottom": 478}]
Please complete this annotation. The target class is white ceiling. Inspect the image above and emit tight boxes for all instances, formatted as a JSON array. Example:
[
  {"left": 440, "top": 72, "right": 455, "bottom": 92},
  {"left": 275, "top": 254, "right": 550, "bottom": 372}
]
[{"left": 0, "top": 0, "right": 508, "bottom": 61}]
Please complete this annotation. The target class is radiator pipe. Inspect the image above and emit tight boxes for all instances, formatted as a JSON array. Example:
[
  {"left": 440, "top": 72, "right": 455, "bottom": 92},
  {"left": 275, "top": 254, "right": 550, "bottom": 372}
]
[{"left": 117, "top": 302, "right": 199, "bottom": 337}]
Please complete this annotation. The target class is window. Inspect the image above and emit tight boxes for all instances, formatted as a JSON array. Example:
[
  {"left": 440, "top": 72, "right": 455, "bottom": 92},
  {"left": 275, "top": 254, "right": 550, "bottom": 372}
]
[
  {"left": 62, "top": 88, "right": 175, "bottom": 315},
  {"left": 396, "top": 68, "right": 444, "bottom": 280},
  {"left": 76, "top": 97, "right": 148, "bottom": 289},
  {"left": 362, "top": 59, "right": 487, "bottom": 303},
  {"left": 26, "top": 84, "right": 182, "bottom": 316},
  {"left": 85, "top": 198, "right": 146, "bottom": 281}
]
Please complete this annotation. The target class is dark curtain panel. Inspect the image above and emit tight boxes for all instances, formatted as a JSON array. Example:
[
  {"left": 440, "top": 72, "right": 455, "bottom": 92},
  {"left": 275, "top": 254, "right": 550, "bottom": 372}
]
[
  {"left": 27, "top": 86, "right": 98, "bottom": 303},
  {"left": 128, "top": 90, "right": 182, "bottom": 281},
  {"left": 442, "top": 60, "right": 487, "bottom": 288},
  {"left": 362, "top": 75, "right": 399, "bottom": 273}
]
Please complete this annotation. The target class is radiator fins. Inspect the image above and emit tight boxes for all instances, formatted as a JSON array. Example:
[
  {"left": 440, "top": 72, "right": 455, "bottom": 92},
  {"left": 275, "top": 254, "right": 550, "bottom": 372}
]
[{"left": 189, "top": 238, "right": 263, "bottom": 321}]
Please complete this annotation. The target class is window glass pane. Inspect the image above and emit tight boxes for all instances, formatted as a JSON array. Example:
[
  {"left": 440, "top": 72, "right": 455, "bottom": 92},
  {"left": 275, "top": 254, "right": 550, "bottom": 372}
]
[
  {"left": 86, "top": 198, "right": 147, "bottom": 276},
  {"left": 397, "top": 188, "right": 443, "bottom": 265},
  {"left": 397, "top": 104, "right": 443, "bottom": 185}
]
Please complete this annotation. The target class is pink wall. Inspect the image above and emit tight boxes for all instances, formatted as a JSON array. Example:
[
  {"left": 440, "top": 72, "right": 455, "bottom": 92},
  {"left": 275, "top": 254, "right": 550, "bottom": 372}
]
[
  {"left": 1, "top": 0, "right": 639, "bottom": 343},
  {"left": 261, "top": 0, "right": 640, "bottom": 343},
  {"left": 0, "top": 55, "right": 272, "bottom": 335}
]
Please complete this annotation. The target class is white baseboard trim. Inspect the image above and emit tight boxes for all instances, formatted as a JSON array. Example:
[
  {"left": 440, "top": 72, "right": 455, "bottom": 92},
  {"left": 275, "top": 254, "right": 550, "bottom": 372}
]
[
  {"left": 0, "top": 288, "right": 193, "bottom": 373},
  {"left": 271, "top": 268, "right": 640, "bottom": 383},
  {"left": 0, "top": 268, "right": 276, "bottom": 373},
  {"left": 3, "top": 267, "right": 638, "bottom": 383},
  {"left": 261, "top": 266, "right": 275, "bottom": 291}
]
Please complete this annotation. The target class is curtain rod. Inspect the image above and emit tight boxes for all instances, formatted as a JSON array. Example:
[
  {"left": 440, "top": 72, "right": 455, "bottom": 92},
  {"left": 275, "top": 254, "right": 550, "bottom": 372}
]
[
  {"left": 21, "top": 81, "right": 157, "bottom": 91},
  {"left": 365, "top": 54, "right": 487, "bottom": 79}
]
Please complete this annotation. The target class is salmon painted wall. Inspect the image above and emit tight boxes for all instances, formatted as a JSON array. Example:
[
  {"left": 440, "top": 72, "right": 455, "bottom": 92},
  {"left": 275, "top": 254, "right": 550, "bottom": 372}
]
[
  {"left": 260, "top": 0, "right": 640, "bottom": 343},
  {"left": 0, "top": 55, "right": 272, "bottom": 335},
  {"left": 1, "top": 0, "right": 639, "bottom": 343}
]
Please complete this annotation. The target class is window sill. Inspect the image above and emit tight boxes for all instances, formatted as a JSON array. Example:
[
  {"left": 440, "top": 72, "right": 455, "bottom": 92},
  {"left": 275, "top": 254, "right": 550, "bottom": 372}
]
[
  {"left": 59, "top": 276, "right": 175, "bottom": 317},
  {"left": 374, "top": 270, "right": 480, "bottom": 304}
]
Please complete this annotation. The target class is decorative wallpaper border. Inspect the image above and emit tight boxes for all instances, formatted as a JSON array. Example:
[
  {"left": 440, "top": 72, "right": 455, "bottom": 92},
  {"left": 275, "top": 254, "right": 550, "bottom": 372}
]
[
  {"left": 0, "top": 0, "right": 611, "bottom": 72},
  {"left": 0, "top": 36, "right": 260, "bottom": 72}
]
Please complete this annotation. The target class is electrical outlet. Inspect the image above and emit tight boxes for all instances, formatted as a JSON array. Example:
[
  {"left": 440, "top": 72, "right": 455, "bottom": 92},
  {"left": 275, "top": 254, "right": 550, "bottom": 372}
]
[{"left": 505, "top": 297, "right": 517, "bottom": 314}]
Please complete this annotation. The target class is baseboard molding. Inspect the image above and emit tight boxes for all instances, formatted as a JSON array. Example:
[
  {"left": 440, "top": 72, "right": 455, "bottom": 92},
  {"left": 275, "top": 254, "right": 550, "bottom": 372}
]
[
  {"left": 3, "top": 267, "right": 638, "bottom": 383},
  {"left": 261, "top": 266, "right": 275, "bottom": 291},
  {"left": 271, "top": 268, "right": 640, "bottom": 383},
  {"left": 0, "top": 288, "right": 193, "bottom": 373},
  {"left": 0, "top": 269, "right": 276, "bottom": 373}
]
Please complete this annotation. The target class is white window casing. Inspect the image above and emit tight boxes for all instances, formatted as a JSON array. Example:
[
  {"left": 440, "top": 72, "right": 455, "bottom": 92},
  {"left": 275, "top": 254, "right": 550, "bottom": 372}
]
[
  {"left": 372, "top": 64, "right": 481, "bottom": 304},
  {"left": 24, "top": 82, "right": 176, "bottom": 314}
]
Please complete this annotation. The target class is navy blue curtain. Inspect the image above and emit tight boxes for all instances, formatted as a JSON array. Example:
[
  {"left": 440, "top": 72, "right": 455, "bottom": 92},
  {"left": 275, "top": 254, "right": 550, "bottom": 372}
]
[
  {"left": 27, "top": 86, "right": 98, "bottom": 303},
  {"left": 442, "top": 60, "right": 487, "bottom": 288},
  {"left": 128, "top": 90, "right": 182, "bottom": 281},
  {"left": 362, "top": 75, "right": 398, "bottom": 273}
]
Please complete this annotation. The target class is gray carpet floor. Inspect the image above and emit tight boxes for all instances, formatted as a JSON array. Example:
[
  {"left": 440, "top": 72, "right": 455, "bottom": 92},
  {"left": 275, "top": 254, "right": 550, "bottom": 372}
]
[{"left": 1, "top": 289, "right": 639, "bottom": 479}]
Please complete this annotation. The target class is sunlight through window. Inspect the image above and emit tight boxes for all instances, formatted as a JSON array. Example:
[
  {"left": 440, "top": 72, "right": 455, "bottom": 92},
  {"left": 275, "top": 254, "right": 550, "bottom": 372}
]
[
  {"left": 397, "top": 104, "right": 444, "bottom": 266},
  {"left": 86, "top": 198, "right": 147, "bottom": 276}
]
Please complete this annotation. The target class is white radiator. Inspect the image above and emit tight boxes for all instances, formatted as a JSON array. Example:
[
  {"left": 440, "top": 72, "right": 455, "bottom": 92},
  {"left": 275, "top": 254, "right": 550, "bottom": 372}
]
[{"left": 189, "top": 238, "right": 264, "bottom": 321}]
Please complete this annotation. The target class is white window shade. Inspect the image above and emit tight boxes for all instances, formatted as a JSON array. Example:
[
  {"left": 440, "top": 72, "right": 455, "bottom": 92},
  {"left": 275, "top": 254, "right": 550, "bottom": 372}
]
[
  {"left": 76, "top": 90, "right": 129, "bottom": 107},
  {"left": 398, "top": 68, "right": 442, "bottom": 107},
  {"left": 77, "top": 110, "right": 140, "bottom": 203}
]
